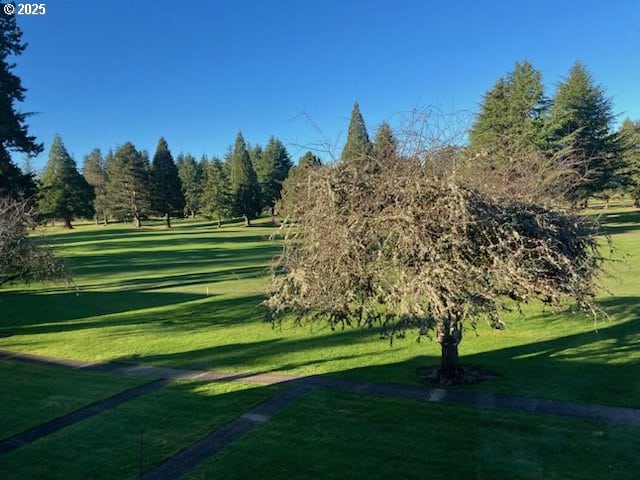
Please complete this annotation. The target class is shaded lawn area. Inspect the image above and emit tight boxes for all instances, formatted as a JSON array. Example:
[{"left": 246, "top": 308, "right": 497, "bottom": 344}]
[
  {"left": 1, "top": 214, "right": 638, "bottom": 407},
  {"left": 0, "top": 360, "right": 150, "bottom": 440},
  {"left": 186, "top": 389, "right": 639, "bottom": 480},
  {"left": 0, "top": 380, "right": 279, "bottom": 480}
]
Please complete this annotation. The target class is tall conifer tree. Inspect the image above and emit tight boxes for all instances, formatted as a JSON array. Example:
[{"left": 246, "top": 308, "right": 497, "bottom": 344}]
[
  {"left": 83, "top": 148, "right": 109, "bottom": 224},
  {"left": 229, "top": 133, "right": 261, "bottom": 226},
  {"left": 341, "top": 102, "right": 373, "bottom": 167},
  {"left": 150, "top": 137, "right": 184, "bottom": 228}
]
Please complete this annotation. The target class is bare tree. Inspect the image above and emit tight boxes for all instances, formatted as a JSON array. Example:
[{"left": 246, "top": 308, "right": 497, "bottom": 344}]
[
  {"left": 266, "top": 121, "right": 605, "bottom": 385},
  {"left": 0, "top": 196, "right": 69, "bottom": 287}
]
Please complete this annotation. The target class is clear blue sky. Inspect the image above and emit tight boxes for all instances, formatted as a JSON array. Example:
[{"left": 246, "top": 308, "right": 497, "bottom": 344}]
[{"left": 13, "top": 0, "right": 640, "bottom": 170}]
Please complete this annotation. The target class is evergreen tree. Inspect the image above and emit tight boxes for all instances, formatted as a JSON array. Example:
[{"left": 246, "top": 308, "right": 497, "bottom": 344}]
[
  {"left": 0, "top": 12, "right": 41, "bottom": 199},
  {"left": 150, "top": 137, "right": 184, "bottom": 228},
  {"left": 341, "top": 102, "right": 373, "bottom": 167},
  {"left": 298, "top": 151, "right": 322, "bottom": 169},
  {"left": 619, "top": 118, "right": 640, "bottom": 207},
  {"left": 38, "top": 135, "right": 94, "bottom": 228},
  {"left": 229, "top": 133, "right": 261, "bottom": 226},
  {"left": 106, "top": 142, "right": 151, "bottom": 228},
  {"left": 547, "top": 61, "right": 626, "bottom": 204},
  {"left": 202, "top": 157, "right": 231, "bottom": 227},
  {"left": 177, "top": 153, "right": 204, "bottom": 218},
  {"left": 469, "top": 61, "right": 548, "bottom": 156},
  {"left": 373, "top": 122, "right": 398, "bottom": 163},
  {"left": 83, "top": 148, "right": 109, "bottom": 224},
  {"left": 253, "top": 136, "right": 292, "bottom": 219}
]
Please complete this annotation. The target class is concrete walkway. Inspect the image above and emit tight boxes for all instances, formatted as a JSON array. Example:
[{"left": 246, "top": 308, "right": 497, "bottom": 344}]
[{"left": 2, "top": 348, "right": 640, "bottom": 479}]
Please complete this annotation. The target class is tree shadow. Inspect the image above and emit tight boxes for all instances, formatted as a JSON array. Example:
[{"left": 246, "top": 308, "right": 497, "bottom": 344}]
[{"left": 597, "top": 210, "right": 640, "bottom": 236}]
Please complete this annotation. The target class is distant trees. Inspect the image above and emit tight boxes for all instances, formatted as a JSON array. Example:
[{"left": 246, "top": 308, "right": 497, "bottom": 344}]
[
  {"left": 83, "top": 148, "right": 109, "bottom": 224},
  {"left": 470, "top": 60, "right": 632, "bottom": 207},
  {"left": 547, "top": 62, "right": 627, "bottom": 205},
  {"left": 619, "top": 118, "right": 640, "bottom": 207},
  {"left": 341, "top": 102, "right": 373, "bottom": 168},
  {"left": 202, "top": 157, "right": 231, "bottom": 227},
  {"left": 37, "top": 135, "right": 94, "bottom": 229},
  {"left": 106, "top": 142, "right": 151, "bottom": 228},
  {"left": 149, "top": 138, "right": 184, "bottom": 228},
  {"left": 253, "top": 136, "right": 292, "bottom": 220},
  {"left": 177, "top": 154, "right": 204, "bottom": 218},
  {"left": 229, "top": 133, "right": 261, "bottom": 226},
  {"left": 373, "top": 121, "right": 398, "bottom": 164},
  {"left": 0, "top": 11, "right": 41, "bottom": 199}
]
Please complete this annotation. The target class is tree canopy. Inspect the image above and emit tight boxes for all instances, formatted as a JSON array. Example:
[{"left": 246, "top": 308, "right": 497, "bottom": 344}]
[
  {"left": 38, "top": 135, "right": 94, "bottom": 228},
  {"left": 0, "top": 12, "right": 41, "bottom": 199},
  {"left": 229, "top": 132, "right": 261, "bottom": 226},
  {"left": 341, "top": 102, "right": 373, "bottom": 168},
  {"left": 268, "top": 145, "right": 604, "bottom": 384},
  {"left": 83, "top": 148, "right": 109, "bottom": 224},
  {"left": 149, "top": 137, "right": 184, "bottom": 228}
]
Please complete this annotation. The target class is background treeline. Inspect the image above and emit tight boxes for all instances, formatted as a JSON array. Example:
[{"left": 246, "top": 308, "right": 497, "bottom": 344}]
[
  {"left": 3, "top": 59, "right": 640, "bottom": 231},
  {"left": 28, "top": 133, "right": 304, "bottom": 229}
]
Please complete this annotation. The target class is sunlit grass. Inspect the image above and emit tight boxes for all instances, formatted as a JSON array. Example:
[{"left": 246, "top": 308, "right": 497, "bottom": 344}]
[{"left": 1, "top": 211, "right": 639, "bottom": 407}]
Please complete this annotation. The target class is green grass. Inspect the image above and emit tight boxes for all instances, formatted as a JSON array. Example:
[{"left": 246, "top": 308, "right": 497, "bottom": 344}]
[
  {"left": 1, "top": 212, "right": 639, "bottom": 407},
  {"left": 185, "top": 389, "right": 639, "bottom": 480},
  {"left": 0, "top": 380, "right": 278, "bottom": 480},
  {"left": 0, "top": 360, "right": 149, "bottom": 440}
]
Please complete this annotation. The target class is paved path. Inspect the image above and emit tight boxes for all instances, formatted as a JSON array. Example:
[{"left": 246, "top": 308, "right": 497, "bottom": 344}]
[{"left": 2, "top": 348, "right": 640, "bottom": 479}]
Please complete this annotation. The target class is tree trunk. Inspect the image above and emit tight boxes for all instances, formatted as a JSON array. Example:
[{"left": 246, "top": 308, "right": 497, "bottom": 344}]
[
  {"left": 190, "top": 210, "right": 195, "bottom": 219},
  {"left": 244, "top": 214, "right": 251, "bottom": 227},
  {"left": 102, "top": 213, "right": 109, "bottom": 225},
  {"left": 94, "top": 215, "right": 99, "bottom": 225},
  {"left": 437, "top": 325, "right": 464, "bottom": 384},
  {"left": 134, "top": 215, "right": 141, "bottom": 228},
  {"left": 270, "top": 205, "right": 275, "bottom": 224},
  {"left": 604, "top": 197, "right": 610, "bottom": 210},
  {"left": 217, "top": 217, "right": 221, "bottom": 228},
  {"left": 63, "top": 217, "right": 73, "bottom": 229},
  {"left": 634, "top": 197, "right": 640, "bottom": 209},
  {"left": 165, "top": 212, "right": 171, "bottom": 229}
]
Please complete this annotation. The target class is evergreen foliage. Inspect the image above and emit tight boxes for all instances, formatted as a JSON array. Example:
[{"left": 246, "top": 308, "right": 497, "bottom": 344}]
[
  {"left": 82, "top": 148, "right": 109, "bottom": 224},
  {"left": 0, "top": 12, "right": 41, "bottom": 198},
  {"left": 177, "top": 153, "right": 204, "bottom": 218},
  {"left": 105, "top": 142, "right": 151, "bottom": 228},
  {"left": 149, "top": 137, "right": 184, "bottom": 228},
  {"left": 229, "top": 132, "right": 261, "bottom": 225},
  {"left": 253, "top": 136, "right": 292, "bottom": 217},
  {"left": 547, "top": 61, "right": 627, "bottom": 203},
  {"left": 619, "top": 118, "right": 640, "bottom": 207},
  {"left": 373, "top": 122, "right": 398, "bottom": 163},
  {"left": 37, "top": 135, "right": 94, "bottom": 228},
  {"left": 341, "top": 102, "right": 373, "bottom": 167},
  {"left": 469, "top": 61, "right": 548, "bottom": 156},
  {"left": 202, "top": 157, "right": 231, "bottom": 226}
]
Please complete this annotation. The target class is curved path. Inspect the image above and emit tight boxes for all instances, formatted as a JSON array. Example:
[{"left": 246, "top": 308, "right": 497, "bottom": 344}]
[{"left": 2, "top": 348, "right": 639, "bottom": 479}]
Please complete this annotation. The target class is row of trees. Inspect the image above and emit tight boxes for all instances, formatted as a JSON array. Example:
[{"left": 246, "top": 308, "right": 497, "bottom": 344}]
[
  {"left": 31, "top": 132, "right": 297, "bottom": 229},
  {"left": 468, "top": 60, "right": 640, "bottom": 207}
]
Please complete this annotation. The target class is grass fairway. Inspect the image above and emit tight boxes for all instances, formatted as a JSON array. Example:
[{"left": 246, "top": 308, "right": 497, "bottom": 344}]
[
  {"left": 0, "top": 380, "right": 278, "bottom": 480},
  {"left": 0, "top": 359, "right": 149, "bottom": 440},
  {"left": 185, "top": 389, "right": 638, "bottom": 480},
  {"left": 1, "top": 212, "right": 639, "bottom": 407}
]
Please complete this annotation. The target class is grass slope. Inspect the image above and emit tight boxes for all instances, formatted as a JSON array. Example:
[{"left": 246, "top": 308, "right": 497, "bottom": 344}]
[
  {"left": 0, "top": 380, "right": 278, "bottom": 480},
  {"left": 186, "top": 389, "right": 639, "bottom": 480},
  {"left": 1, "top": 212, "right": 639, "bottom": 407},
  {"left": 0, "top": 360, "right": 149, "bottom": 440}
]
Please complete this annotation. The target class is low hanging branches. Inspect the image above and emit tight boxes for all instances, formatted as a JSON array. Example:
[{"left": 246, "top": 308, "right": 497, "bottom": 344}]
[
  {"left": 266, "top": 155, "right": 605, "bottom": 384},
  {"left": 0, "top": 196, "right": 69, "bottom": 287}
]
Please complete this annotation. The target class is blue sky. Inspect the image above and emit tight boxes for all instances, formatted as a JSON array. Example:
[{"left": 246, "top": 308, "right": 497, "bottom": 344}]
[{"left": 12, "top": 0, "right": 640, "bottom": 170}]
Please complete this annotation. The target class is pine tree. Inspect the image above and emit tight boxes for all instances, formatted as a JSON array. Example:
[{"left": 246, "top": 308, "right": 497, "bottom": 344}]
[
  {"left": 0, "top": 12, "right": 41, "bottom": 199},
  {"left": 106, "top": 142, "right": 151, "bottom": 228},
  {"left": 619, "top": 118, "right": 640, "bottom": 207},
  {"left": 253, "top": 136, "right": 292, "bottom": 219},
  {"left": 38, "top": 135, "right": 94, "bottom": 228},
  {"left": 149, "top": 137, "right": 184, "bottom": 228},
  {"left": 83, "top": 148, "right": 109, "bottom": 224},
  {"left": 298, "top": 151, "right": 322, "bottom": 169},
  {"left": 469, "top": 61, "right": 548, "bottom": 156},
  {"left": 341, "top": 102, "right": 373, "bottom": 167},
  {"left": 229, "top": 133, "right": 261, "bottom": 226},
  {"left": 177, "top": 153, "right": 204, "bottom": 218},
  {"left": 547, "top": 61, "right": 626, "bottom": 205},
  {"left": 202, "top": 157, "right": 231, "bottom": 227},
  {"left": 373, "top": 122, "right": 398, "bottom": 163}
]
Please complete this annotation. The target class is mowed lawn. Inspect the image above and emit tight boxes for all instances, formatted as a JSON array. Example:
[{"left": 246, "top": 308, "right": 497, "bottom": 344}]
[{"left": 1, "top": 211, "right": 639, "bottom": 408}]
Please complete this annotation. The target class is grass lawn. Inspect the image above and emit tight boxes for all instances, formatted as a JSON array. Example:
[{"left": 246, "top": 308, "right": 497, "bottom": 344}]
[
  {"left": 0, "top": 380, "right": 278, "bottom": 480},
  {"left": 185, "top": 389, "right": 639, "bottom": 480},
  {"left": 1, "top": 212, "right": 639, "bottom": 407},
  {"left": 0, "top": 359, "right": 150, "bottom": 440}
]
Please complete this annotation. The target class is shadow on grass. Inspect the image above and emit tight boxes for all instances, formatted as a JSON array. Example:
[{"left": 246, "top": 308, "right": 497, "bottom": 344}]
[{"left": 598, "top": 210, "right": 640, "bottom": 236}]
